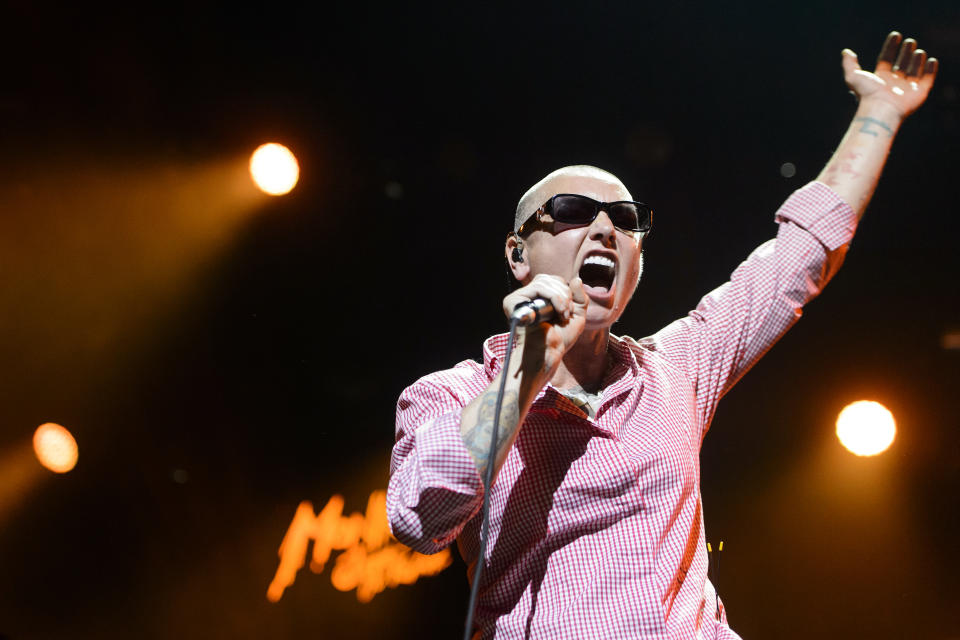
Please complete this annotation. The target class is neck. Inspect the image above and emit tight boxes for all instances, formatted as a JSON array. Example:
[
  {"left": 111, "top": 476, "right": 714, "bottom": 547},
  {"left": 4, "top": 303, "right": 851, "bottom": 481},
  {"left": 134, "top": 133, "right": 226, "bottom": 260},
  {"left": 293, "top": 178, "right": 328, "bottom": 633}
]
[{"left": 550, "top": 327, "right": 611, "bottom": 393}]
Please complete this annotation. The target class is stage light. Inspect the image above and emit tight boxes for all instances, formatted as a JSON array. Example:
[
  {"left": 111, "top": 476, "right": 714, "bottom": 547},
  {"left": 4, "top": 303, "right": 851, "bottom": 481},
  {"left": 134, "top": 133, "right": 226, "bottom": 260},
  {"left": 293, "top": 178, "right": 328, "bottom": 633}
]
[
  {"left": 33, "top": 423, "right": 78, "bottom": 473},
  {"left": 249, "top": 143, "right": 299, "bottom": 195},
  {"left": 835, "top": 401, "right": 896, "bottom": 456}
]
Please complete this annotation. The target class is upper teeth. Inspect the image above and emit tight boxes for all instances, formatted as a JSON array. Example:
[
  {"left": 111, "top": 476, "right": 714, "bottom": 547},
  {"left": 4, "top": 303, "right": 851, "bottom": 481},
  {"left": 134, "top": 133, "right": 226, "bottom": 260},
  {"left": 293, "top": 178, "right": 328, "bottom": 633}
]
[{"left": 584, "top": 255, "right": 615, "bottom": 269}]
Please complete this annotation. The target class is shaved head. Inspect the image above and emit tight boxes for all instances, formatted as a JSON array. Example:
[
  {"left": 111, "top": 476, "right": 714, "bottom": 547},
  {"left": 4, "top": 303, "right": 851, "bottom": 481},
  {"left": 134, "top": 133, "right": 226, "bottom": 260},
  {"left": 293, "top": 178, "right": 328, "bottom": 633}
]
[{"left": 514, "top": 165, "right": 631, "bottom": 232}]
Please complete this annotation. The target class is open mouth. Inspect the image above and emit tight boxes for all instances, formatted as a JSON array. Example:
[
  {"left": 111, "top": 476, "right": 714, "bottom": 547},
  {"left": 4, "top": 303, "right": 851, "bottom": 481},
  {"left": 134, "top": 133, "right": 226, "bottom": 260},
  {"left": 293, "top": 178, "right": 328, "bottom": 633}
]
[{"left": 579, "top": 254, "right": 616, "bottom": 294}]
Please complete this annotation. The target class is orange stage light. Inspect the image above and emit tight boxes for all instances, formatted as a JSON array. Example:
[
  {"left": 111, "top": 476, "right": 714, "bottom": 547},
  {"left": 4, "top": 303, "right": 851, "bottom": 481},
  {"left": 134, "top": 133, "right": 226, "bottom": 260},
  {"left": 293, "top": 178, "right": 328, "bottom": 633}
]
[
  {"left": 249, "top": 143, "right": 299, "bottom": 195},
  {"left": 33, "top": 423, "right": 78, "bottom": 473},
  {"left": 835, "top": 400, "right": 896, "bottom": 456}
]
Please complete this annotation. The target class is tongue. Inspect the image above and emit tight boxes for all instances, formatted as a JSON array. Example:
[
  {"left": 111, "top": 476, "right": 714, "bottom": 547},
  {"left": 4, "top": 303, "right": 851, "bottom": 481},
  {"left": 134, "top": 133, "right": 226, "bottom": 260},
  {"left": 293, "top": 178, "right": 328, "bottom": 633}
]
[{"left": 582, "top": 282, "right": 611, "bottom": 297}]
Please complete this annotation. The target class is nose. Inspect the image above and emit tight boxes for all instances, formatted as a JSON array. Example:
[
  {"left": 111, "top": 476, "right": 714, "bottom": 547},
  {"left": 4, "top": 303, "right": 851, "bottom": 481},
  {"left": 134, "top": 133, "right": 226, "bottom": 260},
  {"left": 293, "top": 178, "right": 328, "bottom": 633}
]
[{"left": 588, "top": 210, "right": 617, "bottom": 247}]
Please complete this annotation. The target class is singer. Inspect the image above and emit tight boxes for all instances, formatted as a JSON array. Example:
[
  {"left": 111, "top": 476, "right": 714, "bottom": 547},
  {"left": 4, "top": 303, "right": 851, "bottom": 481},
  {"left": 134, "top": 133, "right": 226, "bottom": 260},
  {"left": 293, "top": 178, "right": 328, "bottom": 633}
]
[{"left": 386, "top": 33, "right": 937, "bottom": 639}]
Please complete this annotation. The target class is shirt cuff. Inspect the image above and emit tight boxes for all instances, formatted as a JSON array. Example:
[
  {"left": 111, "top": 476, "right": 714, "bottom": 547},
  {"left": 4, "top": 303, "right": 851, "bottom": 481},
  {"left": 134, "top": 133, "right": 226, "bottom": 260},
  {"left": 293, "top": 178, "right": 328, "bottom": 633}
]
[
  {"left": 414, "top": 411, "right": 484, "bottom": 498},
  {"left": 774, "top": 181, "right": 857, "bottom": 251}
]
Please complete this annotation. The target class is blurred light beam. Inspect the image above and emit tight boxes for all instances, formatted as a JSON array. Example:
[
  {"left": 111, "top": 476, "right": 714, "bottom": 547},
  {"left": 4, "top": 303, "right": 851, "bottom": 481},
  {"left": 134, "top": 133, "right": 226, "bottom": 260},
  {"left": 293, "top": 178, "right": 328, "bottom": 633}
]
[
  {"left": 0, "top": 440, "right": 44, "bottom": 525},
  {"left": 0, "top": 152, "right": 267, "bottom": 420}
]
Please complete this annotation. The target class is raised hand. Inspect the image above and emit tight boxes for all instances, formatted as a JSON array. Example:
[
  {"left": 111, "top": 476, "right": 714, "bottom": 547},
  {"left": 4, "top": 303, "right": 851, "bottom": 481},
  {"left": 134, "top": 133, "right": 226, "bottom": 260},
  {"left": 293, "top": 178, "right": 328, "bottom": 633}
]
[{"left": 842, "top": 31, "right": 938, "bottom": 119}]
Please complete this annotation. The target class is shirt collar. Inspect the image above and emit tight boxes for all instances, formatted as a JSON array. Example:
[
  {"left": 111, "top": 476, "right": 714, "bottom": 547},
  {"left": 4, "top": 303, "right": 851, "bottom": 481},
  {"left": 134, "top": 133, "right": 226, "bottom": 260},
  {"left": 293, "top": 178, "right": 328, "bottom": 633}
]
[{"left": 482, "top": 332, "right": 641, "bottom": 384}]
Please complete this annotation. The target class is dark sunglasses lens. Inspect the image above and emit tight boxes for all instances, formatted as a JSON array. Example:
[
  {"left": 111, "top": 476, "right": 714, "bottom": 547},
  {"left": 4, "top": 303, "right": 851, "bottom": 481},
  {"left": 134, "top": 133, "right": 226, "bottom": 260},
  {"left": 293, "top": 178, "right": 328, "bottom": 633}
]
[
  {"left": 551, "top": 196, "right": 596, "bottom": 224},
  {"left": 608, "top": 203, "right": 643, "bottom": 231},
  {"left": 636, "top": 206, "right": 652, "bottom": 232},
  {"left": 550, "top": 196, "right": 651, "bottom": 233}
]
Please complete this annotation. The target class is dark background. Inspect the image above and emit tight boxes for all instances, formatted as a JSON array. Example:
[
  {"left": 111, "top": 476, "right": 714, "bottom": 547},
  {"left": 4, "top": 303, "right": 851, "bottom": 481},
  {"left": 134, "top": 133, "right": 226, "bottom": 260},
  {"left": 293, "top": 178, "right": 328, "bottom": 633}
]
[{"left": 0, "top": 1, "right": 957, "bottom": 638}]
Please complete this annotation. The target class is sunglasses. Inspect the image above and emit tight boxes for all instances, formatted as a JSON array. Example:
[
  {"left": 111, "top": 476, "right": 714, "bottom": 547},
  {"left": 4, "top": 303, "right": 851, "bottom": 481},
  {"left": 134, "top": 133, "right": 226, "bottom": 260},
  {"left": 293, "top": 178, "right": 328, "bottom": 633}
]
[{"left": 517, "top": 194, "right": 653, "bottom": 238}]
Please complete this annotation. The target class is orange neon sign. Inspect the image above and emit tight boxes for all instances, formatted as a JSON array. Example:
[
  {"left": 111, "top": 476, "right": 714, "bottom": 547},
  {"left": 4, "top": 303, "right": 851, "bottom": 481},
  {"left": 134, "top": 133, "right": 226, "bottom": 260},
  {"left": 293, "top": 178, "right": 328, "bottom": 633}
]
[{"left": 267, "top": 490, "right": 452, "bottom": 603}]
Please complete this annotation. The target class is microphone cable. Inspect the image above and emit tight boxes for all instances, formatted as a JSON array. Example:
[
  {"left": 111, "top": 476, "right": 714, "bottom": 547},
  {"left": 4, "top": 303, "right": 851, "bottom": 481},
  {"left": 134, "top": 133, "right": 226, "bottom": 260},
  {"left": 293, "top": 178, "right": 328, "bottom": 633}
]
[{"left": 462, "top": 315, "right": 521, "bottom": 640}]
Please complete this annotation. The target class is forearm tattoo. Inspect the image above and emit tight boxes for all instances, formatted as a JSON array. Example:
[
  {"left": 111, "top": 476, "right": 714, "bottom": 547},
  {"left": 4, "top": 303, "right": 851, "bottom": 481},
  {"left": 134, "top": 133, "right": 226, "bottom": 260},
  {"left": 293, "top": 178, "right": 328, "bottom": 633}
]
[
  {"left": 822, "top": 149, "right": 864, "bottom": 183},
  {"left": 463, "top": 390, "right": 519, "bottom": 476},
  {"left": 854, "top": 116, "right": 894, "bottom": 138}
]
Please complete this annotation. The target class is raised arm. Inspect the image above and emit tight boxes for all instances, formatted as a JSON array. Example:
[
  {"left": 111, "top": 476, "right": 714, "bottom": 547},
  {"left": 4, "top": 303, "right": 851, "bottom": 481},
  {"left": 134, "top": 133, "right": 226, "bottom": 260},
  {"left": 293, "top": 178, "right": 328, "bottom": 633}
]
[
  {"left": 647, "top": 32, "right": 939, "bottom": 438},
  {"left": 819, "top": 31, "right": 938, "bottom": 218}
]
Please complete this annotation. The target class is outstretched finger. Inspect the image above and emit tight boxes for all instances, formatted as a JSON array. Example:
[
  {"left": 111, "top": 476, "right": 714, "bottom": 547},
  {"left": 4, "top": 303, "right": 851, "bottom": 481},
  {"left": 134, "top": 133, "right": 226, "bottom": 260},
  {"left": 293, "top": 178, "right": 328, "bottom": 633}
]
[
  {"left": 905, "top": 49, "right": 927, "bottom": 78},
  {"left": 893, "top": 37, "right": 917, "bottom": 73},
  {"left": 919, "top": 57, "right": 939, "bottom": 91},
  {"left": 876, "top": 31, "right": 902, "bottom": 70}
]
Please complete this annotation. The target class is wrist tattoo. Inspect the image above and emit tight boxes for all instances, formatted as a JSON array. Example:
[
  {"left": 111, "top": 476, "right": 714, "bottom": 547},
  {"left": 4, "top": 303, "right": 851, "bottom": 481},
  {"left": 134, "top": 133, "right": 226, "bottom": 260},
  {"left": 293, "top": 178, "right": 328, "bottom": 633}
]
[
  {"left": 463, "top": 390, "right": 519, "bottom": 475},
  {"left": 854, "top": 116, "right": 894, "bottom": 138}
]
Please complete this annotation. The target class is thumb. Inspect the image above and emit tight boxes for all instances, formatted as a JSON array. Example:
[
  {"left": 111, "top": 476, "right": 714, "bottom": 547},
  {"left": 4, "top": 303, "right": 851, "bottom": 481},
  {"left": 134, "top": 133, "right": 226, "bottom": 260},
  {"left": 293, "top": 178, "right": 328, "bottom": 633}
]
[
  {"left": 841, "top": 48, "right": 861, "bottom": 78},
  {"left": 569, "top": 277, "right": 588, "bottom": 307}
]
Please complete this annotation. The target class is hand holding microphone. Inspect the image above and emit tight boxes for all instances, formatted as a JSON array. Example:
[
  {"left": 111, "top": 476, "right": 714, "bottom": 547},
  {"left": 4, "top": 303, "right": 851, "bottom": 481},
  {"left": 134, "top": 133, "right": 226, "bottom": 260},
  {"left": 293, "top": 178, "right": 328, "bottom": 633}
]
[
  {"left": 501, "top": 274, "right": 589, "bottom": 378},
  {"left": 503, "top": 274, "right": 579, "bottom": 325},
  {"left": 511, "top": 298, "right": 555, "bottom": 326}
]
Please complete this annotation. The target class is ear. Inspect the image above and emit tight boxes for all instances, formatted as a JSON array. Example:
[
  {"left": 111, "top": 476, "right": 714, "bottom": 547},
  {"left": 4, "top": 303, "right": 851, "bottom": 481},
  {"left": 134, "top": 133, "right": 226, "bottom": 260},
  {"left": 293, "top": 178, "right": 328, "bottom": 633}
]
[{"left": 505, "top": 233, "right": 531, "bottom": 282}]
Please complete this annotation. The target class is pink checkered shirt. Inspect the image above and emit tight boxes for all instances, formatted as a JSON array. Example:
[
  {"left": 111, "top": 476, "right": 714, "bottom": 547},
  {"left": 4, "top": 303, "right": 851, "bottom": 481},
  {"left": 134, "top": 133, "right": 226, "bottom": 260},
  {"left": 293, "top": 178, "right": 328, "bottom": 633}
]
[{"left": 388, "top": 183, "right": 856, "bottom": 639}]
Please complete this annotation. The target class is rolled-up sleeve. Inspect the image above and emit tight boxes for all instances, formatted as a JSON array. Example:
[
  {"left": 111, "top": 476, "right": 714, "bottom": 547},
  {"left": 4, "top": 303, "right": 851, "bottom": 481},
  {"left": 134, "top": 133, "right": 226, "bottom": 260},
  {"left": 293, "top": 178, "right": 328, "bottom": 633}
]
[
  {"left": 649, "top": 182, "right": 857, "bottom": 439},
  {"left": 387, "top": 375, "right": 485, "bottom": 554}
]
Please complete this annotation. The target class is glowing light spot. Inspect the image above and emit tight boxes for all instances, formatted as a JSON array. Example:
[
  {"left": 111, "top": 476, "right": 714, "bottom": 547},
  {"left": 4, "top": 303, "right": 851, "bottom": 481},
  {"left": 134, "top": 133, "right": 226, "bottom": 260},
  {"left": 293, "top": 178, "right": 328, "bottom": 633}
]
[
  {"left": 33, "top": 423, "right": 78, "bottom": 473},
  {"left": 384, "top": 181, "right": 404, "bottom": 200},
  {"left": 249, "top": 143, "right": 299, "bottom": 195},
  {"left": 836, "top": 401, "right": 896, "bottom": 456}
]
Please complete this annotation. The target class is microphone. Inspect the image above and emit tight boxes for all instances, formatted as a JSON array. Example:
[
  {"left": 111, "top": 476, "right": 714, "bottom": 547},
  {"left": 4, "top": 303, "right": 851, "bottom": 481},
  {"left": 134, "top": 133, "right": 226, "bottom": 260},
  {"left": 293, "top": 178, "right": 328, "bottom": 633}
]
[{"left": 511, "top": 298, "right": 555, "bottom": 326}]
